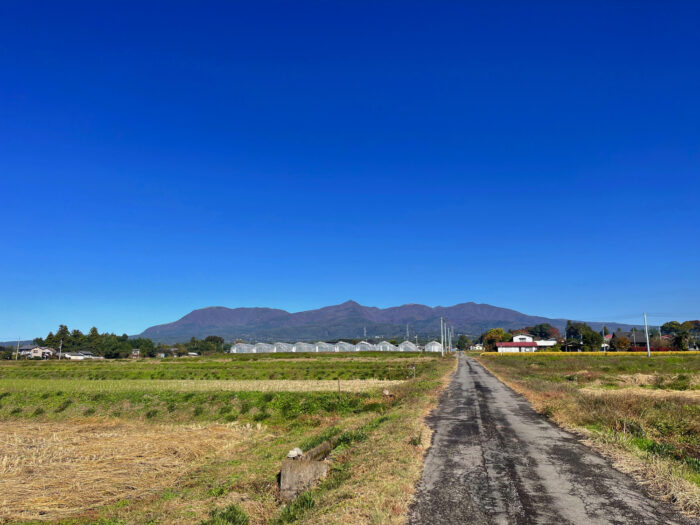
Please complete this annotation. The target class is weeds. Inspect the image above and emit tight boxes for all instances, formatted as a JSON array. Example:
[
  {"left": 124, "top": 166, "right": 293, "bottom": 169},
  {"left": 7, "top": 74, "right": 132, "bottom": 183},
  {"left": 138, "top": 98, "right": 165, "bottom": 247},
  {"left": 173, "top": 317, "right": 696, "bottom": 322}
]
[
  {"left": 201, "top": 503, "right": 249, "bottom": 525},
  {"left": 274, "top": 492, "right": 314, "bottom": 524}
]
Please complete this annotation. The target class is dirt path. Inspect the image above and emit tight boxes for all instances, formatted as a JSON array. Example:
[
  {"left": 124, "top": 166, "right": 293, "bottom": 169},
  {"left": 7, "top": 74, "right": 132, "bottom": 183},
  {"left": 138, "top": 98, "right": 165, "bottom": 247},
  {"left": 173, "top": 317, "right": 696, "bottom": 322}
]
[{"left": 409, "top": 353, "right": 698, "bottom": 524}]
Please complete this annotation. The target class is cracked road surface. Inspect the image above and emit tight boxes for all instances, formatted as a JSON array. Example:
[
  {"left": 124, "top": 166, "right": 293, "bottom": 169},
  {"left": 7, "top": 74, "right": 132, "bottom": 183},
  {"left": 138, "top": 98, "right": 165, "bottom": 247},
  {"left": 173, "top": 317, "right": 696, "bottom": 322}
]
[{"left": 409, "top": 353, "right": 697, "bottom": 525}]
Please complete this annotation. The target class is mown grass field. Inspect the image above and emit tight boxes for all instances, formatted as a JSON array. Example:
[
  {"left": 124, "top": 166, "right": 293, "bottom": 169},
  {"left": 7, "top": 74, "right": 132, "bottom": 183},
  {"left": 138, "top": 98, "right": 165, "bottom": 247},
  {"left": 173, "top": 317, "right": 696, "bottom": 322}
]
[
  {"left": 476, "top": 353, "right": 700, "bottom": 514},
  {"left": 0, "top": 352, "right": 455, "bottom": 524}
]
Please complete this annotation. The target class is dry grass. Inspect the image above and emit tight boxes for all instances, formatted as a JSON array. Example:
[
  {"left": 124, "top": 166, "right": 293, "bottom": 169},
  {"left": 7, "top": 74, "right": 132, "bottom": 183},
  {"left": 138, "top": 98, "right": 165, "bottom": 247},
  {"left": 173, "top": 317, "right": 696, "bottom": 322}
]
[
  {"left": 581, "top": 386, "right": 700, "bottom": 400},
  {"left": 0, "top": 378, "right": 404, "bottom": 393},
  {"left": 0, "top": 419, "right": 266, "bottom": 522},
  {"left": 301, "top": 356, "right": 458, "bottom": 524}
]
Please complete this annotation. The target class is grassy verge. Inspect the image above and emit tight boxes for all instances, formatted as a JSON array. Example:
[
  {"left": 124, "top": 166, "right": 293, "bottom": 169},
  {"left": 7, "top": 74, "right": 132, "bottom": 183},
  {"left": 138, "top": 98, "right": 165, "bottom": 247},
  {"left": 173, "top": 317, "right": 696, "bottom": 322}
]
[{"left": 476, "top": 354, "right": 700, "bottom": 515}]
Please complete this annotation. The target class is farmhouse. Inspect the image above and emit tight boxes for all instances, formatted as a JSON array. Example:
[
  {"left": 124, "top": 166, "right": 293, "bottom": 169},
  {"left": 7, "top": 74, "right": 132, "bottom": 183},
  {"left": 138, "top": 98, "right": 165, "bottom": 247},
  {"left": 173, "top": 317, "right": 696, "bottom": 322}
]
[
  {"left": 496, "top": 332, "right": 561, "bottom": 353},
  {"left": 63, "top": 351, "right": 101, "bottom": 360},
  {"left": 29, "top": 347, "right": 55, "bottom": 359},
  {"left": 496, "top": 341, "right": 538, "bottom": 353}
]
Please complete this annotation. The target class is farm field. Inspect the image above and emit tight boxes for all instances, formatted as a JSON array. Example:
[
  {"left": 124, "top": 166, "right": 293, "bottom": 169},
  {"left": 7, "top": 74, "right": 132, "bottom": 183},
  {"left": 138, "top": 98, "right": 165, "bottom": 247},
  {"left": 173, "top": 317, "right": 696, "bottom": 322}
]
[
  {"left": 0, "top": 352, "right": 455, "bottom": 524},
  {"left": 476, "top": 353, "right": 700, "bottom": 514}
]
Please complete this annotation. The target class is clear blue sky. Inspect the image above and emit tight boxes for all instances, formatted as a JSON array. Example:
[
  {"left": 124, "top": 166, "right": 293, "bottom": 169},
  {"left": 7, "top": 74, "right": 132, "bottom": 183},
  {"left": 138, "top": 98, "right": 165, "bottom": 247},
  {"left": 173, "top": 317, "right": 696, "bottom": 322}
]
[{"left": 2, "top": 1, "right": 699, "bottom": 340}]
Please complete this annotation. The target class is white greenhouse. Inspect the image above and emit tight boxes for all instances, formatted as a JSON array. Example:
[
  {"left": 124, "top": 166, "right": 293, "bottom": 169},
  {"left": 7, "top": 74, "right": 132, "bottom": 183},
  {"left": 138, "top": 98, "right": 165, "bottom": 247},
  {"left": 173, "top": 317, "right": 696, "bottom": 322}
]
[
  {"left": 377, "top": 341, "right": 397, "bottom": 352},
  {"left": 355, "top": 341, "right": 375, "bottom": 352},
  {"left": 424, "top": 341, "right": 443, "bottom": 353},
  {"left": 274, "top": 342, "right": 293, "bottom": 353},
  {"left": 254, "top": 343, "right": 275, "bottom": 353},
  {"left": 293, "top": 342, "right": 315, "bottom": 353},
  {"left": 336, "top": 341, "right": 355, "bottom": 352},
  {"left": 398, "top": 341, "right": 418, "bottom": 352},
  {"left": 231, "top": 343, "right": 255, "bottom": 354},
  {"left": 314, "top": 342, "right": 335, "bottom": 353}
]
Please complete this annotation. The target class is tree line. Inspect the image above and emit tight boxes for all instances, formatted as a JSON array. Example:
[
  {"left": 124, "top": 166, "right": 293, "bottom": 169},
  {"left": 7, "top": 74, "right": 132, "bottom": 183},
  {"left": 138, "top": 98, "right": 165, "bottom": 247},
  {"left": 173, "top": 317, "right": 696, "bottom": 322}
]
[
  {"left": 0, "top": 326, "right": 229, "bottom": 359},
  {"left": 470, "top": 320, "right": 700, "bottom": 352}
]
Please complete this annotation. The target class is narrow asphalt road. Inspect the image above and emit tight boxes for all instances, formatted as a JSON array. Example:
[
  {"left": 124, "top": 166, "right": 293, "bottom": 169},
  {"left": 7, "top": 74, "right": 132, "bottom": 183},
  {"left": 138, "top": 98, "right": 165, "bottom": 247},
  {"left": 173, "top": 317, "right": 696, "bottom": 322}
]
[{"left": 409, "top": 353, "right": 697, "bottom": 525}]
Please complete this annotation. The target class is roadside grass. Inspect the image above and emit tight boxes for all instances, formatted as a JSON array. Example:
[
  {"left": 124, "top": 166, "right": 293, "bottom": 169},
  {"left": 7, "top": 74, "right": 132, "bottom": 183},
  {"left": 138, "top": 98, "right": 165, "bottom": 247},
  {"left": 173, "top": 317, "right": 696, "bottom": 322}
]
[
  {"left": 0, "top": 353, "right": 455, "bottom": 524},
  {"left": 477, "top": 354, "right": 700, "bottom": 515}
]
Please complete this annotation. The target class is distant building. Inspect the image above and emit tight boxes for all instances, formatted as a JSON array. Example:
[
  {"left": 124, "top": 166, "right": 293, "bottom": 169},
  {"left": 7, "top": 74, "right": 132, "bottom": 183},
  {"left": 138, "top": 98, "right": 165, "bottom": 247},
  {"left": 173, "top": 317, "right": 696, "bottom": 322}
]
[
  {"left": 496, "top": 341, "right": 538, "bottom": 353},
  {"left": 29, "top": 347, "right": 55, "bottom": 359},
  {"left": 469, "top": 343, "right": 484, "bottom": 351},
  {"left": 498, "top": 333, "right": 558, "bottom": 352},
  {"left": 398, "top": 341, "right": 418, "bottom": 352},
  {"left": 63, "top": 351, "right": 101, "bottom": 360},
  {"left": 274, "top": 342, "right": 293, "bottom": 353},
  {"left": 377, "top": 341, "right": 398, "bottom": 352},
  {"left": 355, "top": 341, "right": 374, "bottom": 352},
  {"left": 424, "top": 341, "right": 443, "bottom": 353},
  {"left": 335, "top": 341, "right": 355, "bottom": 352},
  {"left": 314, "top": 342, "right": 335, "bottom": 352}
]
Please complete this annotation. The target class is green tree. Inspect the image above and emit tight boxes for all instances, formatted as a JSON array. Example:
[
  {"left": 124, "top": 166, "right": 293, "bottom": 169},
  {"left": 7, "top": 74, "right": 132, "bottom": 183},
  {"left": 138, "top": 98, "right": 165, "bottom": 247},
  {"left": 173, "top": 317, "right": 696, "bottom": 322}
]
[
  {"left": 457, "top": 334, "right": 469, "bottom": 350},
  {"left": 661, "top": 321, "right": 682, "bottom": 335},
  {"left": 612, "top": 336, "right": 631, "bottom": 351},
  {"left": 566, "top": 321, "right": 603, "bottom": 351},
  {"left": 482, "top": 328, "right": 510, "bottom": 351}
]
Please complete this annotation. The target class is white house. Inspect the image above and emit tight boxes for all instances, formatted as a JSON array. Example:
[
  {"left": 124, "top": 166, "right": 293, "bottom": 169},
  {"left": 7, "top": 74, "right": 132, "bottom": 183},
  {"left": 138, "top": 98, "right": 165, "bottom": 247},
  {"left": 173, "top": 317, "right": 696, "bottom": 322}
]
[
  {"left": 424, "top": 341, "right": 443, "bottom": 353},
  {"left": 501, "top": 333, "right": 559, "bottom": 352},
  {"left": 470, "top": 343, "right": 484, "bottom": 351}
]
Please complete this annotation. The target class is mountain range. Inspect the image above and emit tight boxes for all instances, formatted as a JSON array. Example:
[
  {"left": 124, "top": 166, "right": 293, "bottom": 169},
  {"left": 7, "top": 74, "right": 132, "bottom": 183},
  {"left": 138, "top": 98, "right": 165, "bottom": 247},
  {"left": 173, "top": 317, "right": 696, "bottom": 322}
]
[{"left": 138, "top": 300, "right": 636, "bottom": 343}]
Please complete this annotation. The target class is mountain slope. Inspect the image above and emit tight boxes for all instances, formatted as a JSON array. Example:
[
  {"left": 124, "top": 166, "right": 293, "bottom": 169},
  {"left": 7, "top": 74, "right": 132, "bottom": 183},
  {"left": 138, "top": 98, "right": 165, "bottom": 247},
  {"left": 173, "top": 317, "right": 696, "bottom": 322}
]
[{"left": 138, "top": 301, "right": 634, "bottom": 343}]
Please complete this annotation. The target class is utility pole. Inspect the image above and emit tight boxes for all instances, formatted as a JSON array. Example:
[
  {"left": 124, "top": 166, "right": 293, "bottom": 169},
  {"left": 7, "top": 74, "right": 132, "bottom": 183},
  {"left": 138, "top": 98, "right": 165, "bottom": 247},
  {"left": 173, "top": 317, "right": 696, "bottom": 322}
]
[
  {"left": 15, "top": 337, "right": 20, "bottom": 360},
  {"left": 406, "top": 324, "right": 409, "bottom": 340},
  {"left": 58, "top": 339, "right": 63, "bottom": 360},
  {"left": 644, "top": 313, "right": 651, "bottom": 358},
  {"left": 440, "top": 317, "right": 445, "bottom": 357}
]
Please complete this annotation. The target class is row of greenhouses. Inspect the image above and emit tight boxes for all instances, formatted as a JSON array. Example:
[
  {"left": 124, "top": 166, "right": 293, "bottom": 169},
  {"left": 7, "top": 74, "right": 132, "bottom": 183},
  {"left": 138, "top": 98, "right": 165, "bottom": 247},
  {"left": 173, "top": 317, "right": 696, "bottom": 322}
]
[{"left": 229, "top": 340, "right": 444, "bottom": 354}]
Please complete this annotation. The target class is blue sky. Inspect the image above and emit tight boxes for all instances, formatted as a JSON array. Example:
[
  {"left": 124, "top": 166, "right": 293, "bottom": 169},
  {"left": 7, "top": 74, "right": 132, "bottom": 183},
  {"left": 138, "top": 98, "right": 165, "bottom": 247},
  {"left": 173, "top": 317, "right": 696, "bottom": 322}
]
[{"left": 2, "top": 1, "right": 699, "bottom": 339}]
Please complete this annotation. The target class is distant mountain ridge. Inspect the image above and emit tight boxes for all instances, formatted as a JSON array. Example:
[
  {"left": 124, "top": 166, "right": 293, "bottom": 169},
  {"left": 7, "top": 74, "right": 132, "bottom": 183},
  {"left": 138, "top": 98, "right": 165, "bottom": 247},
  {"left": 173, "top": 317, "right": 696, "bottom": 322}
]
[{"left": 138, "top": 300, "right": 636, "bottom": 343}]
